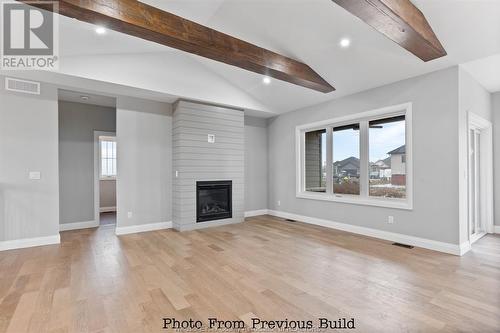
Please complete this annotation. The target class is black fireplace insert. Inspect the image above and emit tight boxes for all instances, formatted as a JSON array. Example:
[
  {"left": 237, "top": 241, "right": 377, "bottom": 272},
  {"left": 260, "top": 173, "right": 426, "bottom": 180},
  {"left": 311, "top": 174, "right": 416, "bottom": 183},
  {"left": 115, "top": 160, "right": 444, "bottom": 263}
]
[{"left": 196, "top": 180, "right": 232, "bottom": 223}]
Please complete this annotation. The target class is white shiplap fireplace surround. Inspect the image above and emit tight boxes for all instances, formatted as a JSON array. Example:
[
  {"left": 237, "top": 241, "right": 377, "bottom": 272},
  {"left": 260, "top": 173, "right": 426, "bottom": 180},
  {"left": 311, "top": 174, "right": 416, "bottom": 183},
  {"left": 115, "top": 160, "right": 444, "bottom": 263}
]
[{"left": 172, "top": 101, "right": 245, "bottom": 231}]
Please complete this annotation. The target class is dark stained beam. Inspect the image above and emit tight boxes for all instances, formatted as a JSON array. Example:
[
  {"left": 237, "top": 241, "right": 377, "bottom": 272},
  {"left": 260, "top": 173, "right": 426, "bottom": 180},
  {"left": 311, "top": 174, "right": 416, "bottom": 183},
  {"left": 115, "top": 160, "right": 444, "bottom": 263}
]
[
  {"left": 19, "top": 0, "right": 334, "bottom": 93},
  {"left": 332, "top": 0, "right": 447, "bottom": 61}
]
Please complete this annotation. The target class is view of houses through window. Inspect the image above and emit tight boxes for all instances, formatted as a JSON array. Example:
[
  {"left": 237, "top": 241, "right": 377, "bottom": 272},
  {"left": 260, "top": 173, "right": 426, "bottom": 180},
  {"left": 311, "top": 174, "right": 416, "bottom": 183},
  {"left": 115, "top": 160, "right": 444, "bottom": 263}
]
[
  {"left": 303, "top": 114, "right": 406, "bottom": 199},
  {"left": 369, "top": 116, "right": 406, "bottom": 198},
  {"left": 304, "top": 129, "right": 326, "bottom": 192},
  {"left": 333, "top": 124, "right": 360, "bottom": 195}
]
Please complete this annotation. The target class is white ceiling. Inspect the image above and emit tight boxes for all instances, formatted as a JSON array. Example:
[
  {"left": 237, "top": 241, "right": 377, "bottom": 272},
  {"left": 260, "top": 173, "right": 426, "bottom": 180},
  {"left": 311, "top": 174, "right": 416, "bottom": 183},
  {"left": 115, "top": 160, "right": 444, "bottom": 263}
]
[
  {"left": 461, "top": 53, "right": 500, "bottom": 93},
  {"left": 7, "top": 0, "right": 500, "bottom": 116}
]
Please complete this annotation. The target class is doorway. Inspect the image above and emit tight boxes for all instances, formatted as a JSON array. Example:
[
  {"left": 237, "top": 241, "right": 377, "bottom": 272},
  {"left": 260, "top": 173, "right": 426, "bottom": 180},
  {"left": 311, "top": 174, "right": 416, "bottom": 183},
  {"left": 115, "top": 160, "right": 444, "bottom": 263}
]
[
  {"left": 467, "top": 113, "right": 494, "bottom": 245},
  {"left": 95, "top": 131, "right": 117, "bottom": 227}
]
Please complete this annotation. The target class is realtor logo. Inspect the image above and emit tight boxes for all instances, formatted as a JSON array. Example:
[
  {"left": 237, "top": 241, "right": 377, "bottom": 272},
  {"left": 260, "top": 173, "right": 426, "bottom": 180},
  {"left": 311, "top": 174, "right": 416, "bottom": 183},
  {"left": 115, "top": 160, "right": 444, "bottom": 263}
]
[{"left": 1, "top": 1, "right": 59, "bottom": 70}]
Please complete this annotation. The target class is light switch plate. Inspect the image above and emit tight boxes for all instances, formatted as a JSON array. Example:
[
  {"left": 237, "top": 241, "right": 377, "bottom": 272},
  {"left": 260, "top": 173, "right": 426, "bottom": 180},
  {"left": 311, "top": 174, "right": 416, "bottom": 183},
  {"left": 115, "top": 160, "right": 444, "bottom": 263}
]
[
  {"left": 207, "top": 134, "right": 215, "bottom": 143},
  {"left": 29, "top": 171, "right": 41, "bottom": 180}
]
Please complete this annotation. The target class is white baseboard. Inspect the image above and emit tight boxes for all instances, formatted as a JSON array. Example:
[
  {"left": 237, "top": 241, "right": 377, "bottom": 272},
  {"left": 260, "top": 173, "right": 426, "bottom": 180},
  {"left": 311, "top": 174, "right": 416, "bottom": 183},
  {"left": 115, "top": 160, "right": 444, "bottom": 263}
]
[
  {"left": 494, "top": 225, "right": 500, "bottom": 234},
  {"left": 115, "top": 221, "right": 172, "bottom": 236},
  {"left": 268, "top": 210, "right": 463, "bottom": 256},
  {"left": 100, "top": 206, "right": 116, "bottom": 213},
  {"left": 244, "top": 209, "right": 269, "bottom": 217},
  {"left": 0, "top": 234, "right": 60, "bottom": 252},
  {"left": 60, "top": 220, "right": 99, "bottom": 231}
]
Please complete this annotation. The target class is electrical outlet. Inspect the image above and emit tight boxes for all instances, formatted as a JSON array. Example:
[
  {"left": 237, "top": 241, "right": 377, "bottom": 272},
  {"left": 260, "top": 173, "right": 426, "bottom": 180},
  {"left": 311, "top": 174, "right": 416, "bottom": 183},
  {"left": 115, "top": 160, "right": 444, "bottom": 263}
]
[
  {"left": 127, "top": 212, "right": 133, "bottom": 219},
  {"left": 388, "top": 216, "right": 394, "bottom": 224},
  {"left": 277, "top": 200, "right": 281, "bottom": 207},
  {"left": 175, "top": 170, "right": 179, "bottom": 178},
  {"left": 29, "top": 171, "right": 41, "bottom": 180}
]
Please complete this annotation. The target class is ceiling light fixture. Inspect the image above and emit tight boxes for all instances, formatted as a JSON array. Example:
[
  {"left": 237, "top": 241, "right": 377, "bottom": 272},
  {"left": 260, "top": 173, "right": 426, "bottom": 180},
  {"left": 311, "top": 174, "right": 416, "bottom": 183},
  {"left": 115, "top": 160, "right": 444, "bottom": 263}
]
[
  {"left": 263, "top": 76, "right": 271, "bottom": 85},
  {"left": 95, "top": 27, "right": 106, "bottom": 35},
  {"left": 339, "top": 38, "right": 351, "bottom": 48},
  {"left": 80, "top": 95, "right": 90, "bottom": 101}
]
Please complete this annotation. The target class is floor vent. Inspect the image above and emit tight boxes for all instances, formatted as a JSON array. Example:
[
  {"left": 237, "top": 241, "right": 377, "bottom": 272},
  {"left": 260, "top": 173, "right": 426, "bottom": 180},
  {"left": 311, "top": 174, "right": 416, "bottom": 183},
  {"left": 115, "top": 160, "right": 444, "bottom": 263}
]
[
  {"left": 5, "top": 77, "right": 41, "bottom": 95},
  {"left": 392, "top": 242, "right": 414, "bottom": 249},
  {"left": 285, "top": 219, "right": 297, "bottom": 222}
]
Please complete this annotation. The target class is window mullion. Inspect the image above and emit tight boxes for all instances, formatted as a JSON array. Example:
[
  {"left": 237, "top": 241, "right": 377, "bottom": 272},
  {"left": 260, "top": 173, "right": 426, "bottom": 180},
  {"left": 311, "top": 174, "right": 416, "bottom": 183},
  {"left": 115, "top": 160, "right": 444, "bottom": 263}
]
[
  {"left": 360, "top": 121, "right": 369, "bottom": 198},
  {"left": 325, "top": 127, "right": 333, "bottom": 195}
]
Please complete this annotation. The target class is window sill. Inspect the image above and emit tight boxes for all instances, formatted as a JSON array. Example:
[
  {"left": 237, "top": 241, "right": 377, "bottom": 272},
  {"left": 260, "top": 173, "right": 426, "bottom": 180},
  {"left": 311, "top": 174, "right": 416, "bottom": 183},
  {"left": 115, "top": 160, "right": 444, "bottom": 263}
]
[
  {"left": 296, "top": 192, "right": 413, "bottom": 210},
  {"left": 100, "top": 177, "right": 116, "bottom": 181}
]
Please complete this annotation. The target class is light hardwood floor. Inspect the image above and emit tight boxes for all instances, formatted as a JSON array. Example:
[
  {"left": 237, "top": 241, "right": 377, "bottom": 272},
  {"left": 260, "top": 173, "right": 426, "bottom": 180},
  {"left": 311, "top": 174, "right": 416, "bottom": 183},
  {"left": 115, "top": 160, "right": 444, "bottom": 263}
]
[{"left": 0, "top": 215, "right": 499, "bottom": 332}]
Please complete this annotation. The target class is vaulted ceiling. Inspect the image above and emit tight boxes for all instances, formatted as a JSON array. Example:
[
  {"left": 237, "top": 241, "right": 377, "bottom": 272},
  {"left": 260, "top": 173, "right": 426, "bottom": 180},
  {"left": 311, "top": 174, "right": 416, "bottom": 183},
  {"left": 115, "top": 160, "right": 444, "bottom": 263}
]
[{"left": 4, "top": 0, "right": 500, "bottom": 116}]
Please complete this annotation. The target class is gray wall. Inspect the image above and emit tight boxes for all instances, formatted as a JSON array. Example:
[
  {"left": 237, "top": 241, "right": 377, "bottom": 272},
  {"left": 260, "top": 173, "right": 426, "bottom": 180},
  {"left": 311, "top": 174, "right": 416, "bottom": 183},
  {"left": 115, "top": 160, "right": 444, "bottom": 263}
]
[
  {"left": 245, "top": 116, "right": 268, "bottom": 212},
  {"left": 459, "top": 69, "right": 493, "bottom": 121},
  {"left": 0, "top": 78, "right": 59, "bottom": 241},
  {"left": 268, "top": 67, "right": 460, "bottom": 244},
  {"left": 100, "top": 180, "right": 116, "bottom": 209},
  {"left": 173, "top": 101, "right": 244, "bottom": 231},
  {"left": 494, "top": 92, "right": 500, "bottom": 227},
  {"left": 116, "top": 96, "right": 172, "bottom": 227},
  {"left": 59, "top": 101, "right": 116, "bottom": 224},
  {"left": 457, "top": 68, "right": 493, "bottom": 242}
]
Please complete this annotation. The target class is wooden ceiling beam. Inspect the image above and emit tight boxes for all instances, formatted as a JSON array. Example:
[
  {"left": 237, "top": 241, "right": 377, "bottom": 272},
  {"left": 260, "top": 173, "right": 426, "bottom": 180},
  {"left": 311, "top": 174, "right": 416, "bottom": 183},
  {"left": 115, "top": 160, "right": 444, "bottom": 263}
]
[
  {"left": 332, "top": 0, "right": 447, "bottom": 61},
  {"left": 18, "top": 0, "right": 335, "bottom": 93}
]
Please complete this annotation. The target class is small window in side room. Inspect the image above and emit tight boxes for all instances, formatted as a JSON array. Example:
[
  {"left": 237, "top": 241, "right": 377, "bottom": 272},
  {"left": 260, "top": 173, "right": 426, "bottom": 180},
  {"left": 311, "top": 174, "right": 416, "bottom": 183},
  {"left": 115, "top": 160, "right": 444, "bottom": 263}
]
[{"left": 100, "top": 136, "right": 117, "bottom": 179}]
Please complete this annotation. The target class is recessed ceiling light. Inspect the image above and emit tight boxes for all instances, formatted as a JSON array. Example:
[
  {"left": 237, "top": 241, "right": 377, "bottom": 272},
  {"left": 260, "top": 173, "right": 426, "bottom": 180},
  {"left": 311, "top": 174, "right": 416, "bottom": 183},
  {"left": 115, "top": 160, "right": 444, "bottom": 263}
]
[
  {"left": 263, "top": 76, "right": 271, "bottom": 85},
  {"left": 95, "top": 27, "right": 106, "bottom": 35},
  {"left": 81, "top": 95, "right": 90, "bottom": 101},
  {"left": 339, "top": 38, "right": 351, "bottom": 48}
]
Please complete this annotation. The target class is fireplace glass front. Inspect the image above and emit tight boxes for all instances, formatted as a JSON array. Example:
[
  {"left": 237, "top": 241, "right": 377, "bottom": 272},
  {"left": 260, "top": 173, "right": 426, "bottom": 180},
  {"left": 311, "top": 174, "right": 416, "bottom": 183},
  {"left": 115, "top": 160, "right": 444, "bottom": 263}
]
[{"left": 196, "top": 180, "right": 232, "bottom": 222}]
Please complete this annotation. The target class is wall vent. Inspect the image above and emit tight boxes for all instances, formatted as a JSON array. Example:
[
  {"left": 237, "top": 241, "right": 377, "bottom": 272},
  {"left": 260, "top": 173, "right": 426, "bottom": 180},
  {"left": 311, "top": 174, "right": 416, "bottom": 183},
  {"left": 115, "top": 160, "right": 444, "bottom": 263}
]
[
  {"left": 392, "top": 242, "right": 414, "bottom": 249},
  {"left": 5, "top": 77, "right": 40, "bottom": 95}
]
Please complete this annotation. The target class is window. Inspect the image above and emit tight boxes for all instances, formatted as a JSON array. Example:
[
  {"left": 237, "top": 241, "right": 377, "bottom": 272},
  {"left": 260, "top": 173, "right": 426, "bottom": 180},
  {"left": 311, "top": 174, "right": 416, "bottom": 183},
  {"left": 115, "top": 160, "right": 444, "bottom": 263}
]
[
  {"left": 369, "top": 116, "right": 406, "bottom": 198},
  {"left": 332, "top": 124, "right": 360, "bottom": 195},
  {"left": 305, "top": 129, "right": 326, "bottom": 192},
  {"left": 297, "top": 103, "right": 412, "bottom": 210},
  {"left": 100, "top": 136, "right": 116, "bottom": 179}
]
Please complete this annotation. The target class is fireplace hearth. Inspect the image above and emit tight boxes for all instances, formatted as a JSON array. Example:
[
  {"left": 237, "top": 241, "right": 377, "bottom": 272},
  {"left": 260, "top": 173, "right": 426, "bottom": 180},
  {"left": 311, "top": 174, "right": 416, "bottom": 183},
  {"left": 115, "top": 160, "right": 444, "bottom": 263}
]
[{"left": 196, "top": 181, "right": 232, "bottom": 223}]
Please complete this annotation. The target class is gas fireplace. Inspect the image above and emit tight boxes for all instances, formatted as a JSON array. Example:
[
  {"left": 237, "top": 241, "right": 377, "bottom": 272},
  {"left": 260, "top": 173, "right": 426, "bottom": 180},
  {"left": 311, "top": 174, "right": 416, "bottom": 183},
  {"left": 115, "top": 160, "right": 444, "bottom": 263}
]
[{"left": 196, "top": 180, "right": 232, "bottom": 223}]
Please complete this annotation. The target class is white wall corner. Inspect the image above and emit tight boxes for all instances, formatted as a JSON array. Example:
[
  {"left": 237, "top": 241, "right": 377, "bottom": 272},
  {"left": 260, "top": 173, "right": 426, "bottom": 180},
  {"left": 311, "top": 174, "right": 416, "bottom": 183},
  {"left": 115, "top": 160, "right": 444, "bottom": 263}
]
[
  {"left": 60, "top": 220, "right": 99, "bottom": 231},
  {"left": 115, "top": 221, "right": 172, "bottom": 236},
  {"left": 459, "top": 241, "right": 472, "bottom": 256},
  {"left": 244, "top": 209, "right": 269, "bottom": 217},
  {"left": 0, "top": 234, "right": 61, "bottom": 252},
  {"left": 267, "top": 210, "right": 463, "bottom": 256}
]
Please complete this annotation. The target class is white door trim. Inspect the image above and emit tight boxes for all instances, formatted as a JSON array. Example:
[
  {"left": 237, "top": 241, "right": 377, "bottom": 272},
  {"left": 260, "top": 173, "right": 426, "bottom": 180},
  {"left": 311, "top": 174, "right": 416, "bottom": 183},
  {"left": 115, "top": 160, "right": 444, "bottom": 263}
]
[
  {"left": 467, "top": 112, "right": 494, "bottom": 244},
  {"left": 94, "top": 131, "right": 116, "bottom": 227}
]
